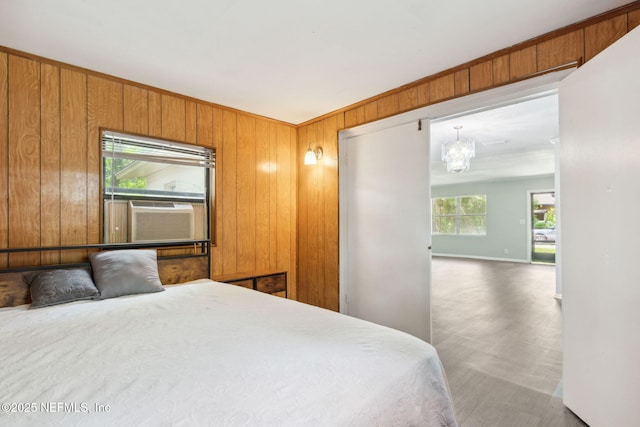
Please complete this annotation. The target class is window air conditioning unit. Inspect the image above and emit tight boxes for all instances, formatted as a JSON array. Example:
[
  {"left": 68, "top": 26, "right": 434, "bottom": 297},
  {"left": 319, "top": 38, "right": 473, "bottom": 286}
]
[{"left": 128, "top": 201, "right": 194, "bottom": 242}]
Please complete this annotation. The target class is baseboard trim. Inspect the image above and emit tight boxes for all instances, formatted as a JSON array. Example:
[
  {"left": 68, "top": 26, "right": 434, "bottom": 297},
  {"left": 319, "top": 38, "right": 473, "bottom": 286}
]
[{"left": 432, "top": 253, "right": 529, "bottom": 263}]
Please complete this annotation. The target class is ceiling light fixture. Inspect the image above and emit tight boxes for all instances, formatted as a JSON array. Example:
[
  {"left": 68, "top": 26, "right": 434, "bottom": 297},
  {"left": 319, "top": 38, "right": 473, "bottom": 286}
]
[{"left": 441, "top": 125, "right": 475, "bottom": 173}]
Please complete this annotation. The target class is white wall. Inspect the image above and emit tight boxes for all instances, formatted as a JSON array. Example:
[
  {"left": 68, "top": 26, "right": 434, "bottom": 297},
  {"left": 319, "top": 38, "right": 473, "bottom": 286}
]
[
  {"left": 560, "top": 26, "right": 640, "bottom": 427},
  {"left": 432, "top": 175, "right": 554, "bottom": 262}
]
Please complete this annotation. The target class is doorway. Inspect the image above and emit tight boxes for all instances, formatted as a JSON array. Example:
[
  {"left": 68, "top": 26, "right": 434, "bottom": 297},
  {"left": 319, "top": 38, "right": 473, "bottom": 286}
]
[
  {"left": 340, "top": 69, "right": 571, "bottom": 342},
  {"left": 530, "top": 191, "right": 556, "bottom": 264}
]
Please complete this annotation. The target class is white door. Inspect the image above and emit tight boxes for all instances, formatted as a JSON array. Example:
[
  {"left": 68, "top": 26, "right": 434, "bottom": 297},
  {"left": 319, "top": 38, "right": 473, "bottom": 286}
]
[
  {"left": 560, "top": 27, "right": 640, "bottom": 427},
  {"left": 342, "top": 120, "right": 431, "bottom": 342}
]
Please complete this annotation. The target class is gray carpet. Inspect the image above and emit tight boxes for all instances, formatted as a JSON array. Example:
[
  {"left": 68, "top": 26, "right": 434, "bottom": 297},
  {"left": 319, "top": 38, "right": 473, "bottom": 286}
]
[{"left": 431, "top": 257, "right": 588, "bottom": 427}]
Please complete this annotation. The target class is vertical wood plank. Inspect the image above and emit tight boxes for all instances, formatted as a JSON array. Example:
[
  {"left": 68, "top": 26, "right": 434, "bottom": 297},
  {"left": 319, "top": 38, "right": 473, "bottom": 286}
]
[
  {"left": 344, "top": 109, "right": 356, "bottom": 128},
  {"left": 161, "top": 94, "right": 186, "bottom": 141},
  {"left": 87, "top": 76, "right": 122, "bottom": 130},
  {"left": 416, "top": 82, "right": 430, "bottom": 106},
  {"left": 295, "top": 125, "right": 309, "bottom": 302},
  {"left": 305, "top": 121, "right": 320, "bottom": 304},
  {"left": 288, "top": 126, "right": 297, "bottom": 299},
  {"left": 344, "top": 106, "right": 364, "bottom": 128},
  {"left": 236, "top": 114, "right": 256, "bottom": 273},
  {"left": 537, "top": 30, "right": 585, "bottom": 71},
  {"left": 363, "top": 102, "right": 377, "bottom": 122},
  {"left": 123, "top": 84, "right": 148, "bottom": 134},
  {"left": 8, "top": 56, "right": 40, "bottom": 266},
  {"left": 196, "top": 103, "right": 214, "bottom": 148},
  {"left": 268, "top": 122, "right": 278, "bottom": 272},
  {"left": 510, "top": 46, "right": 537, "bottom": 79},
  {"left": 470, "top": 61, "right": 493, "bottom": 91},
  {"left": 585, "top": 15, "right": 627, "bottom": 61},
  {"left": 60, "top": 68, "right": 87, "bottom": 262},
  {"left": 493, "top": 55, "right": 510, "bottom": 85},
  {"left": 323, "top": 116, "right": 339, "bottom": 311},
  {"left": 221, "top": 110, "right": 237, "bottom": 274},
  {"left": 88, "top": 76, "right": 122, "bottom": 245},
  {"left": 376, "top": 93, "right": 399, "bottom": 118},
  {"left": 336, "top": 111, "right": 345, "bottom": 131},
  {"left": 454, "top": 69, "right": 470, "bottom": 95},
  {"left": 276, "top": 124, "right": 292, "bottom": 279},
  {"left": 103, "top": 200, "right": 128, "bottom": 243},
  {"left": 255, "top": 119, "right": 271, "bottom": 271},
  {"left": 185, "top": 100, "right": 197, "bottom": 144},
  {"left": 297, "top": 126, "right": 312, "bottom": 301},
  {"left": 148, "top": 91, "right": 161, "bottom": 137},
  {"left": 398, "top": 87, "right": 418, "bottom": 111},
  {"left": 629, "top": 10, "right": 640, "bottom": 30},
  {"left": 315, "top": 120, "right": 326, "bottom": 306},
  {"left": 294, "top": 125, "right": 306, "bottom": 302},
  {"left": 430, "top": 74, "right": 455, "bottom": 102},
  {"left": 0, "top": 53, "right": 8, "bottom": 267},
  {"left": 40, "top": 63, "right": 61, "bottom": 263}
]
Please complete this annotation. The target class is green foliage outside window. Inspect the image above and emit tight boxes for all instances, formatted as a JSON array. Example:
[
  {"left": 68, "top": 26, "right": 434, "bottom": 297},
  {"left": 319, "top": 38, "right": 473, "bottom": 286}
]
[
  {"left": 432, "top": 194, "right": 487, "bottom": 235},
  {"left": 103, "top": 158, "right": 147, "bottom": 189},
  {"left": 533, "top": 203, "right": 555, "bottom": 229}
]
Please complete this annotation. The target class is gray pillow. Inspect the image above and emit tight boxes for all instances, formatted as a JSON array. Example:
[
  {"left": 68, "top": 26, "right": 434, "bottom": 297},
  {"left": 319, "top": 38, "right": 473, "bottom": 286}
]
[
  {"left": 89, "top": 249, "right": 164, "bottom": 299},
  {"left": 25, "top": 268, "right": 100, "bottom": 309}
]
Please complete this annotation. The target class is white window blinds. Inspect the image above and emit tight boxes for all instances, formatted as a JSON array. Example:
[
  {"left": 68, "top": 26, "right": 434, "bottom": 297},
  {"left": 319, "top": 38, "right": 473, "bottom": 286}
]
[{"left": 101, "top": 131, "right": 214, "bottom": 168}]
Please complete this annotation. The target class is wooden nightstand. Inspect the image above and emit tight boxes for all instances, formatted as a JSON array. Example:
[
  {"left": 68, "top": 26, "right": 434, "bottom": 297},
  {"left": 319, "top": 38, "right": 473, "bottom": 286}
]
[{"left": 224, "top": 272, "right": 287, "bottom": 298}]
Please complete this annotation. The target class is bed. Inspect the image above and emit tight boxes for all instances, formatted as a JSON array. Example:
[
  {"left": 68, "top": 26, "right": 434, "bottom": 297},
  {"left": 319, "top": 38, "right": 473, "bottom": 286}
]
[{"left": 0, "top": 246, "right": 457, "bottom": 426}]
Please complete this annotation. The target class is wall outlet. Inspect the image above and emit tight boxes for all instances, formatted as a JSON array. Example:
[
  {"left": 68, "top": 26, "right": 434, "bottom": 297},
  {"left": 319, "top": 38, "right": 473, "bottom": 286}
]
[{"left": 504, "top": 248, "right": 510, "bottom": 254}]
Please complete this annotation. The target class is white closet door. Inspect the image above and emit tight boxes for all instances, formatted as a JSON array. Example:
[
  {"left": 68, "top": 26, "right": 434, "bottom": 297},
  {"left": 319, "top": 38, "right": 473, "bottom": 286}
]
[
  {"left": 343, "top": 120, "right": 431, "bottom": 342},
  {"left": 560, "top": 27, "right": 640, "bottom": 427}
]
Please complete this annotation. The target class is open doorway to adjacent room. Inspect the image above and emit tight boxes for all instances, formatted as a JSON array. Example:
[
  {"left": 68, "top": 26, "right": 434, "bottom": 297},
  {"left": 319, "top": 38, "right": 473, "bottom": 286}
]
[
  {"left": 430, "top": 91, "right": 559, "bottom": 264},
  {"left": 428, "top": 80, "right": 569, "bottom": 425}
]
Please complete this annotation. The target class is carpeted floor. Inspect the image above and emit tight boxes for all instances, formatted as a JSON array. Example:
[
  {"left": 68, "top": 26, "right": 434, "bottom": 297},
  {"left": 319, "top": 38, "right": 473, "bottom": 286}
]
[{"left": 431, "top": 257, "right": 588, "bottom": 427}]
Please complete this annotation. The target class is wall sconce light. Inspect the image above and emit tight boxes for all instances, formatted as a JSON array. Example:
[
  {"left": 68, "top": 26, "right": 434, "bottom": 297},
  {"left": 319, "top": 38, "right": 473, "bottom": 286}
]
[{"left": 304, "top": 145, "right": 323, "bottom": 165}]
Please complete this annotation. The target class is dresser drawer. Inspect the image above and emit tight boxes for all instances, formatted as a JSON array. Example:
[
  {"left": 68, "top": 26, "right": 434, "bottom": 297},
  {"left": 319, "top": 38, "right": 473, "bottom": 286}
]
[
  {"left": 255, "top": 274, "right": 286, "bottom": 294},
  {"left": 229, "top": 279, "right": 254, "bottom": 289}
]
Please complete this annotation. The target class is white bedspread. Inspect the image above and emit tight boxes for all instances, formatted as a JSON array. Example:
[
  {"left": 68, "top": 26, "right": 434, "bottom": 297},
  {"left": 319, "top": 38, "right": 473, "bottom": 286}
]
[{"left": 0, "top": 280, "right": 457, "bottom": 426}]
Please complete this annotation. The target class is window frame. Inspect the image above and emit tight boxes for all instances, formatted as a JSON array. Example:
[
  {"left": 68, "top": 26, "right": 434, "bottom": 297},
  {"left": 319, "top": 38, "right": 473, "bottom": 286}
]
[
  {"left": 432, "top": 194, "right": 487, "bottom": 236},
  {"left": 100, "top": 129, "right": 215, "bottom": 244}
]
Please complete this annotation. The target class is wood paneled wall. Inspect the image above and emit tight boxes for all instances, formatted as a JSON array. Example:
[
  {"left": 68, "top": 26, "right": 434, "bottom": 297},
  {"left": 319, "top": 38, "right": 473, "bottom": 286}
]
[
  {"left": 296, "top": 2, "right": 640, "bottom": 310},
  {"left": 0, "top": 50, "right": 298, "bottom": 298},
  {"left": 297, "top": 115, "right": 342, "bottom": 311}
]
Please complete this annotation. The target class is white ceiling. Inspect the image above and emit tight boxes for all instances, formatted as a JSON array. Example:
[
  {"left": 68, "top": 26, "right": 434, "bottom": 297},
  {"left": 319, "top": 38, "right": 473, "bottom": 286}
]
[
  {"left": 430, "top": 93, "right": 559, "bottom": 186},
  {"left": 0, "top": 0, "right": 631, "bottom": 124}
]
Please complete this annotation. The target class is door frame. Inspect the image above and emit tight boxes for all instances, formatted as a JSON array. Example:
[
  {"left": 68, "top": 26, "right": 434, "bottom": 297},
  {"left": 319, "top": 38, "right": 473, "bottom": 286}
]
[
  {"left": 339, "top": 68, "right": 573, "bottom": 315},
  {"left": 528, "top": 189, "right": 558, "bottom": 266}
]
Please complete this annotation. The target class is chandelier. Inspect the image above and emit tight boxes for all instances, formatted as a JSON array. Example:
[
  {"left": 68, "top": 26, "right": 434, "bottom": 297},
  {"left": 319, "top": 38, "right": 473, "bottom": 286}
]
[{"left": 441, "top": 125, "right": 475, "bottom": 173}]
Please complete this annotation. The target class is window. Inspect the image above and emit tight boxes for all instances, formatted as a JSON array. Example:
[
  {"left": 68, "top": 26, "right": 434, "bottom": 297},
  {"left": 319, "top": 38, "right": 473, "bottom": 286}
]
[
  {"left": 101, "top": 130, "right": 215, "bottom": 244},
  {"left": 432, "top": 194, "right": 486, "bottom": 235}
]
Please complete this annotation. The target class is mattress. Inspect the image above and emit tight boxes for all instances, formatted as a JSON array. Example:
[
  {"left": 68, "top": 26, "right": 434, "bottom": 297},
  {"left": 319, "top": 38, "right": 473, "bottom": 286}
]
[{"left": 0, "top": 279, "right": 457, "bottom": 426}]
